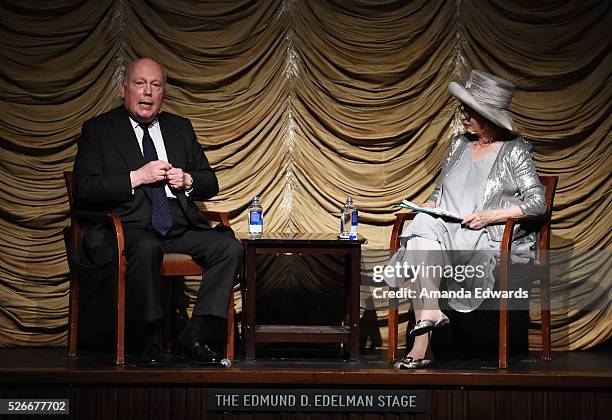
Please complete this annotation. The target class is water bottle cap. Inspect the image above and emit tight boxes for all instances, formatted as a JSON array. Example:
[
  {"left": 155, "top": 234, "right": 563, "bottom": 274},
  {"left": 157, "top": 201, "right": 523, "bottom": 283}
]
[
  {"left": 346, "top": 197, "right": 353, "bottom": 204},
  {"left": 252, "top": 196, "right": 259, "bottom": 202}
]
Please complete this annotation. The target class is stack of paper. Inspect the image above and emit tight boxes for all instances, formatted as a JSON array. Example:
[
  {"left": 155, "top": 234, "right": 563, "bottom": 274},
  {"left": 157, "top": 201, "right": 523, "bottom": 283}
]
[{"left": 395, "top": 199, "right": 462, "bottom": 222}]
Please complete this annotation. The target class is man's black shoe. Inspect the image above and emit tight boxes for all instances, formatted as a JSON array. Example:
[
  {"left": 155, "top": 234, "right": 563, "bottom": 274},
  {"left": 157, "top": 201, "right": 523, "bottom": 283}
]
[
  {"left": 176, "top": 341, "right": 222, "bottom": 365},
  {"left": 138, "top": 342, "right": 164, "bottom": 367}
]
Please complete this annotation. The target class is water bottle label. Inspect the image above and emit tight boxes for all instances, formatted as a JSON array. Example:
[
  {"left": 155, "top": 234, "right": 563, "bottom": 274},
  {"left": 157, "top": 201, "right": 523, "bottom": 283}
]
[
  {"left": 349, "top": 209, "right": 358, "bottom": 239},
  {"left": 249, "top": 210, "right": 263, "bottom": 233}
]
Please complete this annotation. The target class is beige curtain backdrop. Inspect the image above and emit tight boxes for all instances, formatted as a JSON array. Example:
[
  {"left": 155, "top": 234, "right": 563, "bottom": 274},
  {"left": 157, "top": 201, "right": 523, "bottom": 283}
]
[{"left": 0, "top": 0, "right": 610, "bottom": 350}]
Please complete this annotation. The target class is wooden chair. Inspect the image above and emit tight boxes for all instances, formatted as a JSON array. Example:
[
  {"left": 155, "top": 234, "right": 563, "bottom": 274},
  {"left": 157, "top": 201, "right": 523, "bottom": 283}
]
[
  {"left": 63, "top": 171, "right": 235, "bottom": 365},
  {"left": 387, "top": 175, "right": 558, "bottom": 368}
]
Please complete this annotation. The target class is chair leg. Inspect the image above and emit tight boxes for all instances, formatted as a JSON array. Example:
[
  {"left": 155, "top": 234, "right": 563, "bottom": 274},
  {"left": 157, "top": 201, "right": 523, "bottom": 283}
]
[
  {"left": 498, "top": 251, "right": 511, "bottom": 369},
  {"left": 162, "top": 277, "right": 177, "bottom": 352},
  {"left": 226, "top": 289, "right": 235, "bottom": 360},
  {"left": 541, "top": 276, "right": 551, "bottom": 361},
  {"left": 387, "top": 293, "right": 398, "bottom": 362},
  {"left": 67, "top": 273, "right": 79, "bottom": 358},
  {"left": 115, "top": 268, "right": 126, "bottom": 366},
  {"left": 388, "top": 309, "right": 398, "bottom": 362},
  {"left": 499, "top": 298, "right": 509, "bottom": 369}
]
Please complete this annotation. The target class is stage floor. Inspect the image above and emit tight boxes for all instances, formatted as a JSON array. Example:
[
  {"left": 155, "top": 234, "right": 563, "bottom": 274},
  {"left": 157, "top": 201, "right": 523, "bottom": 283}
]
[
  {"left": 1, "top": 347, "right": 611, "bottom": 388},
  {"left": 1, "top": 347, "right": 611, "bottom": 420}
]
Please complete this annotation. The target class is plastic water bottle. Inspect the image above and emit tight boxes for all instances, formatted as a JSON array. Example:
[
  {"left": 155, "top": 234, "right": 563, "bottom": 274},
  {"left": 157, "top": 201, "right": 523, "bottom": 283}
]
[
  {"left": 248, "top": 196, "right": 263, "bottom": 238},
  {"left": 339, "top": 198, "right": 358, "bottom": 240}
]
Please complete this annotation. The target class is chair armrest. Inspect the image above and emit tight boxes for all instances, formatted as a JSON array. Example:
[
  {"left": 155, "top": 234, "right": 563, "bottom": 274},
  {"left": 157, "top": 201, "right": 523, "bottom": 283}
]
[
  {"left": 492, "top": 214, "right": 547, "bottom": 227},
  {"left": 497, "top": 214, "right": 548, "bottom": 252},
  {"left": 71, "top": 210, "right": 125, "bottom": 262},
  {"left": 73, "top": 210, "right": 123, "bottom": 227},
  {"left": 390, "top": 211, "right": 418, "bottom": 254},
  {"left": 200, "top": 210, "right": 231, "bottom": 227}
]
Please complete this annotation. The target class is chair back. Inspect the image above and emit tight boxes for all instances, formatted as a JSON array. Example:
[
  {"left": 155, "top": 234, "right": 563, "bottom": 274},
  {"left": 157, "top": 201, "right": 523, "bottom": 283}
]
[
  {"left": 64, "top": 171, "right": 75, "bottom": 210},
  {"left": 63, "top": 171, "right": 80, "bottom": 250},
  {"left": 538, "top": 175, "right": 558, "bottom": 222},
  {"left": 536, "top": 175, "right": 558, "bottom": 255}
]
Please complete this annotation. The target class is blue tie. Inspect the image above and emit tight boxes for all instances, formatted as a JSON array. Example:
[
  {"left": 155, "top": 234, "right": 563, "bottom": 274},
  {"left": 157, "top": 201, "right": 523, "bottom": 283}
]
[{"left": 139, "top": 122, "right": 173, "bottom": 236}]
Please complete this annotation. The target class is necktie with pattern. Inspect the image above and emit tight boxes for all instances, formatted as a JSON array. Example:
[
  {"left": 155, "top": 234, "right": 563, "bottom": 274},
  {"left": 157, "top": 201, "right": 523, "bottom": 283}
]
[{"left": 139, "top": 122, "right": 173, "bottom": 235}]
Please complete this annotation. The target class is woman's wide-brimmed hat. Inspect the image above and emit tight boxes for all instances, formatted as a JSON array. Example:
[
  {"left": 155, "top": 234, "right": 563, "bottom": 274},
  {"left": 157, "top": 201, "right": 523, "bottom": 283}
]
[{"left": 449, "top": 70, "right": 518, "bottom": 133}]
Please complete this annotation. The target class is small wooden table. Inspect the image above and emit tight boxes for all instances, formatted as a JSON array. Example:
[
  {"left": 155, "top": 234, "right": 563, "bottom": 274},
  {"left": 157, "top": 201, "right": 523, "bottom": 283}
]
[{"left": 239, "top": 233, "right": 366, "bottom": 361}]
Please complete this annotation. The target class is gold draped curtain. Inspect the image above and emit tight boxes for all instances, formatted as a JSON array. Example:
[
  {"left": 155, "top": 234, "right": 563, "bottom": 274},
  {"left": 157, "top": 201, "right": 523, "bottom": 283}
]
[{"left": 0, "top": 0, "right": 610, "bottom": 350}]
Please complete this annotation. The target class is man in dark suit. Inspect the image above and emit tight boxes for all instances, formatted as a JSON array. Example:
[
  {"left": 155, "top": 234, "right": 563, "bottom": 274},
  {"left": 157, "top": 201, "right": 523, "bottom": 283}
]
[{"left": 72, "top": 58, "right": 242, "bottom": 365}]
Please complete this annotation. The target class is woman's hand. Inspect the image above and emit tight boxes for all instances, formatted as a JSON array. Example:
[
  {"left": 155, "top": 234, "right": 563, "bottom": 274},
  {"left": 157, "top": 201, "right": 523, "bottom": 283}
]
[
  {"left": 462, "top": 205, "right": 525, "bottom": 230},
  {"left": 420, "top": 201, "right": 436, "bottom": 209},
  {"left": 462, "top": 210, "right": 498, "bottom": 230}
]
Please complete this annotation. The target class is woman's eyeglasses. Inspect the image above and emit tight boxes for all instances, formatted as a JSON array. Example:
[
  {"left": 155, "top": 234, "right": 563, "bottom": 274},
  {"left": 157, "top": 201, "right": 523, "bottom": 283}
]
[{"left": 459, "top": 104, "right": 474, "bottom": 119}]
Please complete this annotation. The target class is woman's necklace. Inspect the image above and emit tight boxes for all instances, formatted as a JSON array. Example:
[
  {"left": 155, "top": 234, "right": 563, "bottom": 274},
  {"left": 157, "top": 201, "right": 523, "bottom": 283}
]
[{"left": 474, "top": 137, "right": 495, "bottom": 149}]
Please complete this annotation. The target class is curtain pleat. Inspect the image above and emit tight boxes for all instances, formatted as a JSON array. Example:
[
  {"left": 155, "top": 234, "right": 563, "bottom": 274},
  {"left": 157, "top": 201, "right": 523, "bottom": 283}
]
[{"left": 1, "top": 0, "right": 609, "bottom": 350}]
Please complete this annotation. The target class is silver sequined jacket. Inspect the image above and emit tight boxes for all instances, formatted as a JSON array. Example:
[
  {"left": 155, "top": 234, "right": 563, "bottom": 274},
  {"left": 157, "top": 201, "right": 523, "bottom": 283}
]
[{"left": 428, "top": 134, "right": 546, "bottom": 244}]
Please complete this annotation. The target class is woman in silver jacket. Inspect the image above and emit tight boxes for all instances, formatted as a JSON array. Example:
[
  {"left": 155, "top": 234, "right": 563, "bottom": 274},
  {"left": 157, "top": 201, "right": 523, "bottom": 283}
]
[{"left": 387, "top": 70, "right": 546, "bottom": 369}]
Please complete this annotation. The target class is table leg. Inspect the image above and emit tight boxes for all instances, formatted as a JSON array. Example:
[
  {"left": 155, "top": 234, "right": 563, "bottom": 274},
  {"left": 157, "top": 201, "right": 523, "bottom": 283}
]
[
  {"left": 349, "top": 246, "right": 360, "bottom": 361},
  {"left": 342, "top": 252, "right": 351, "bottom": 358},
  {"left": 245, "top": 245, "right": 257, "bottom": 360}
]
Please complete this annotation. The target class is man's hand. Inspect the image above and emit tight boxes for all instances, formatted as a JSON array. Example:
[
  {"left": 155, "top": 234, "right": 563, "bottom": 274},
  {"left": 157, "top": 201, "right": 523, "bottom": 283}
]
[
  {"left": 420, "top": 201, "right": 436, "bottom": 209},
  {"left": 130, "top": 160, "right": 172, "bottom": 188},
  {"left": 165, "top": 167, "right": 193, "bottom": 190}
]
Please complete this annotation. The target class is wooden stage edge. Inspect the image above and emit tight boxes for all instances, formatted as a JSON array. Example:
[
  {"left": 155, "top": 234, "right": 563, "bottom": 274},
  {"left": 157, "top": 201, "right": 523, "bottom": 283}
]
[{"left": 1, "top": 348, "right": 611, "bottom": 389}]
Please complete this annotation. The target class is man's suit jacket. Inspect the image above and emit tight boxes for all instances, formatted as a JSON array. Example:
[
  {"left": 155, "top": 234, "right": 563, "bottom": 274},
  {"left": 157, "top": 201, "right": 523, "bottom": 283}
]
[{"left": 71, "top": 106, "right": 220, "bottom": 267}]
